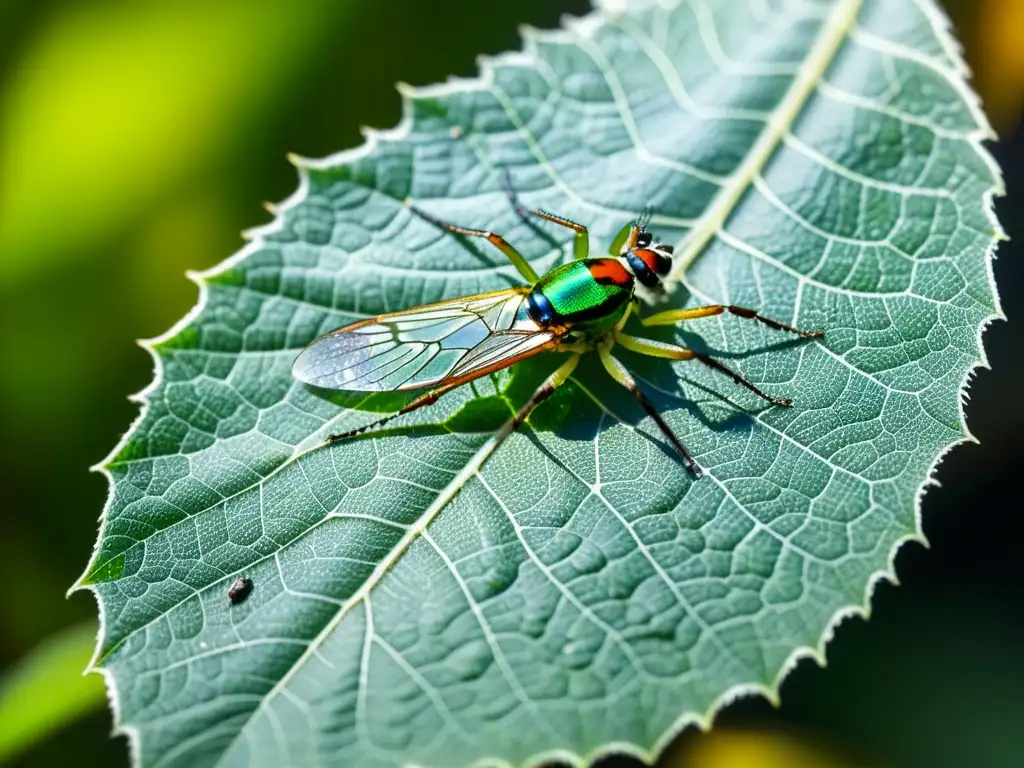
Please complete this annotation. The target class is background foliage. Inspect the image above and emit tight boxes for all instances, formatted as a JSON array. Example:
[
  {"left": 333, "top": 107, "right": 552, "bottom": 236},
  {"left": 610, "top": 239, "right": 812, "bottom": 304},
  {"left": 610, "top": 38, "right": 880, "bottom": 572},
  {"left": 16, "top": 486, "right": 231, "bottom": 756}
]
[{"left": 0, "top": 1, "right": 1021, "bottom": 766}]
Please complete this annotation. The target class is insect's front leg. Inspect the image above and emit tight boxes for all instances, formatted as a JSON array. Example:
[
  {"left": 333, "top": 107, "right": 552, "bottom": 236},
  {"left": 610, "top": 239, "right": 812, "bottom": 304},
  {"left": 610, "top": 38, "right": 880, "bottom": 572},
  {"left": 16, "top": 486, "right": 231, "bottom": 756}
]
[
  {"left": 525, "top": 210, "right": 590, "bottom": 260},
  {"left": 408, "top": 204, "right": 540, "bottom": 284},
  {"left": 609, "top": 205, "right": 653, "bottom": 256},
  {"left": 609, "top": 222, "right": 633, "bottom": 256},
  {"left": 641, "top": 304, "right": 823, "bottom": 338},
  {"left": 501, "top": 167, "right": 590, "bottom": 260}
]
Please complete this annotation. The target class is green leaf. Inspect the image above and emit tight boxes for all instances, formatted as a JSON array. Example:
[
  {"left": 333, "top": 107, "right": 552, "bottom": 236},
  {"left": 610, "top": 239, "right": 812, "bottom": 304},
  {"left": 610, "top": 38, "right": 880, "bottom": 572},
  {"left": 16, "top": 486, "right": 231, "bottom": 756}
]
[
  {"left": 0, "top": 621, "right": 107, "bottom": 762},
  {"left": 74, "top": 0, "right": 1003, "bottom": 766}
]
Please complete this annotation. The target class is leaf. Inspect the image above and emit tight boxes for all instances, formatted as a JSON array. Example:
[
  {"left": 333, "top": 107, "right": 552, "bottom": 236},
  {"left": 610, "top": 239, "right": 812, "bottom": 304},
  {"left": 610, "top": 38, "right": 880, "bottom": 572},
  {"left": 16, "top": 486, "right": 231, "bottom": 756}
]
[
  {"left": 74, "top": 0, "right": 1003, "bottom": 766},
  {"left": 0, "top": 621, "right": 107, "bottom": 762}
]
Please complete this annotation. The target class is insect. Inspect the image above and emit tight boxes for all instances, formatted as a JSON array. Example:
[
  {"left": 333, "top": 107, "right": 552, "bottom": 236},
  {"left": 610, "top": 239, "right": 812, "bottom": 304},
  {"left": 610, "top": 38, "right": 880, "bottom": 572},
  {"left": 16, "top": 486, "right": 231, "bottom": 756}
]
[
  {"left": 292, "top": 189, "right": 822, "bottom": 476},
  {"left": 227, "top": 576, "right": 253, "bottom": 605}
]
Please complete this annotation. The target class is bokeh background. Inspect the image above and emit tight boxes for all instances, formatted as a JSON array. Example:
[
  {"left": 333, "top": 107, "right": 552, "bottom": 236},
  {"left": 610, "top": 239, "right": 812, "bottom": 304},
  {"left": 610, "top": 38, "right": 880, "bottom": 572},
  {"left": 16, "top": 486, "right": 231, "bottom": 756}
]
[{"left": 1, "top": 1, "right": 1021, "bottom": 766}]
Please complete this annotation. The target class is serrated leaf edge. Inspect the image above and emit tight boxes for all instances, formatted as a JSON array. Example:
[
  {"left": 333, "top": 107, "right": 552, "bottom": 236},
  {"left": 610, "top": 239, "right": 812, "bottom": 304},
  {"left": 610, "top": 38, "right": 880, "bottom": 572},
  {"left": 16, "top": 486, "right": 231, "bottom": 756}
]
[{"left": 68, "top": 0, "right": 1006, "bottom": 765}]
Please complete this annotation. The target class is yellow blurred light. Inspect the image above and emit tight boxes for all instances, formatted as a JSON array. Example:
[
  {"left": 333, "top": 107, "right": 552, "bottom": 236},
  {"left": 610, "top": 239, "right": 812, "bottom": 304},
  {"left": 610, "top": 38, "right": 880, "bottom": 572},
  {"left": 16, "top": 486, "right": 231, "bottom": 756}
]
[
  {"left": 973, "top": 0, "right": 1024, "bottom": 135},
  {"left": 669, "top": 728, "right": 877, "bottom": 768},
  {"left": 0, "top": 0, "right": 345, "bottom": 284}
]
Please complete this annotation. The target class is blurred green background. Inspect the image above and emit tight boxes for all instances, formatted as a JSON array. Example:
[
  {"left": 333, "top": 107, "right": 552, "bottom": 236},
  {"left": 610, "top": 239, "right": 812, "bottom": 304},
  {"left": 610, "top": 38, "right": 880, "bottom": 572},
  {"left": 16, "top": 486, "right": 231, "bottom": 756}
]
[{"left": 1, "top": 1, "right": 1022, "bottom": 766}]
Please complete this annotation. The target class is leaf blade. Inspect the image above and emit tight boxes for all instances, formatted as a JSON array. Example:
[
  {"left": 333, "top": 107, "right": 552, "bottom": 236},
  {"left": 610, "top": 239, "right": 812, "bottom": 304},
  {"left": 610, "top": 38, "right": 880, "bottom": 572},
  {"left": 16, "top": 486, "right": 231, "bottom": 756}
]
[{"left": 76, "top": 1, "right": 1003, "bottom": 767}]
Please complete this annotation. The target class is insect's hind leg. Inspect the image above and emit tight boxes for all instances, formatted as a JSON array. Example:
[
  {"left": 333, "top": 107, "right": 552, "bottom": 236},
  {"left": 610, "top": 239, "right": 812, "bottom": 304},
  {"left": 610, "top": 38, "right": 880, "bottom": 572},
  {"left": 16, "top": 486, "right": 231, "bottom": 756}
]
[
  {"left": 326, "top": 353, "right": 581, "bottom": 445},
  {"left": 500, "top": 167, "right": 589, "bottom": 260},
  {"left": 642, "top": 304, "right": 823, "bottom": 338},
  {"left": 408, "top": 204, "right": 540, "bottom": 284},
  {"left": 614, "top": 332, "right": 793, "bottom": 408},
  {"left": 597, "top": 344, "right": 702, "bottom": 476},
  {"left": 325, "top": 378, "right": 467, "bottom": 443}
]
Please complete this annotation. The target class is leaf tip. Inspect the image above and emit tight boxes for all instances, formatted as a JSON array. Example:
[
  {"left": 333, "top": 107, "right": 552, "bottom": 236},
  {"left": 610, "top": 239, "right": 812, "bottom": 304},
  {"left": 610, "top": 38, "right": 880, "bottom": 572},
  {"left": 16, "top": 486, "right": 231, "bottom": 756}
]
[
  {"left": 79, "top": 553, "right": 127, "bottom": 586},
  {"left": 150, "top": 325, "right": 200, "bottom": 353},
  {"left": 204, "top": 267, "right": 247, "bottom": 288},
  {"left": 65, "top": 577, "right": 87, "bottom": 600},
  {"left": 261, "top": 200, "right": 278, "bottom": 215},
  {"left": 474, "top": 52, "right": 495, "bottom": 72},
  {"left": 286, "top": 151, "right": 309, "bottom": 168}
]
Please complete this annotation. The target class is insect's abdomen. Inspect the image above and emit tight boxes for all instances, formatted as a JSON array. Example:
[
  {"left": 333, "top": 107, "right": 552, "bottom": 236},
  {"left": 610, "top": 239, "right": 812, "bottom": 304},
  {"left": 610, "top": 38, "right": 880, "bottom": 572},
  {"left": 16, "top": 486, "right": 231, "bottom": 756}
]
[{"left": 528, "top": 259, "right": 632, "bottom": 335}]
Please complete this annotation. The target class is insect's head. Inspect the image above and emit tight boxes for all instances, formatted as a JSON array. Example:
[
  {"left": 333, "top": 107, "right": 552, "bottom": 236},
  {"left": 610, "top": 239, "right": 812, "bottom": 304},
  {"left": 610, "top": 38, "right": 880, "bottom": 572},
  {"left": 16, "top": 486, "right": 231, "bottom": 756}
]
[{"left": 622, "top": 218, "right": 674, "bottom": 288}]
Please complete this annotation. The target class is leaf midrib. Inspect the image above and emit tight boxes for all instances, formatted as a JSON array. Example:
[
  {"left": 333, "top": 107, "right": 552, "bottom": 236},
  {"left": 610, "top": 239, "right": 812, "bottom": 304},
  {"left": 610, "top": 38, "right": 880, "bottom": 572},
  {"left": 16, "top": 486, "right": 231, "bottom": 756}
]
[
  {"left": 667, "top": 0, "right": 862, "bottom": 281},
  {"left": 211, "top": 426, "right": 516, "bottom": 767}
]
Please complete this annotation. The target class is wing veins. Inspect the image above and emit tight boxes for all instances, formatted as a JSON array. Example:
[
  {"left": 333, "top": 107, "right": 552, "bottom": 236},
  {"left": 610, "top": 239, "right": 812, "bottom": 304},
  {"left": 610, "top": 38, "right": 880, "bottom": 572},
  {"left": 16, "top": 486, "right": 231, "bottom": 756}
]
[{"left": 294, "top": 288, "right": 566, "bottom": 392}]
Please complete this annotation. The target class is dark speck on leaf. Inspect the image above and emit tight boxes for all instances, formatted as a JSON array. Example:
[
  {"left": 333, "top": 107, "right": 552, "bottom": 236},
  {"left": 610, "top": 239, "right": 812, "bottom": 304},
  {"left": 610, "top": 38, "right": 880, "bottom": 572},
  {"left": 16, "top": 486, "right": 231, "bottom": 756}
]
[{"left": 227, "top": 577, "right": 253, "bottom": 605}]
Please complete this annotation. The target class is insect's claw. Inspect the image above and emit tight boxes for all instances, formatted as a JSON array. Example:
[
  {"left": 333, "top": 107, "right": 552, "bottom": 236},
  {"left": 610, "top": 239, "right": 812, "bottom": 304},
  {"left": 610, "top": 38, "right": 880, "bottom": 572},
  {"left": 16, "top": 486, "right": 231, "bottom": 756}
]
[{"left": 772, "top": 397, "right": 794, "bottom": 407}]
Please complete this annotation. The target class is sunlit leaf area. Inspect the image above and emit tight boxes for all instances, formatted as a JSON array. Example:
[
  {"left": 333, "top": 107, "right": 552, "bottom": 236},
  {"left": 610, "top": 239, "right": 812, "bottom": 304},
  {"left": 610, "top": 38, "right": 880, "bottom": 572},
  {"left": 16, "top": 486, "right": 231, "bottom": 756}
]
[{"left": 1, "top": 1, "right": 1021, "bottom": 767}]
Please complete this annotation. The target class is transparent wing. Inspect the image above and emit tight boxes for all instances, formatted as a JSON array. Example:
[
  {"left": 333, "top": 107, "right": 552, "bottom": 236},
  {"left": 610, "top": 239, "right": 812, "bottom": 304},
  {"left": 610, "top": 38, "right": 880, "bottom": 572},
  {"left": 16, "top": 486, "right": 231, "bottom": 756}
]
[{"left": 292, "top": 288, "right": 564, "bottom": 392}]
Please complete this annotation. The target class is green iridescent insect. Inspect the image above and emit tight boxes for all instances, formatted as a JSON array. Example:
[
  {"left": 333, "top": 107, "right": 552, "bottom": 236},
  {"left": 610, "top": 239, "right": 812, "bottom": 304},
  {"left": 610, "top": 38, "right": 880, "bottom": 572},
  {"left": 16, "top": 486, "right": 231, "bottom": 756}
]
[{"left": 292, "top": 191, "right": 823, "bottom": 477}]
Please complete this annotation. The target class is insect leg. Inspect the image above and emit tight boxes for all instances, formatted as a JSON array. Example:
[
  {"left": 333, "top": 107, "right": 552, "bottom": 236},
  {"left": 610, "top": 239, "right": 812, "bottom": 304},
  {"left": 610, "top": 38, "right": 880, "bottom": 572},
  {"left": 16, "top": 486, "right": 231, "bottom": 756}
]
[
  {"left": 528, "top": 210, "right": 590, "bottom": 260},
  {"left": 610, "top": 206, "right": 653, "bottom": 256},
  {"left": 641, "top": 305, "right": 824, "bottom": 338},
  {"left": 615, "top": 331, "right": 793, "bottom": 407},
  {"left": 597, "top": 344, "right": 702, "bottom": 476},
  {"left": 498, "top": 352, "right": 581, "bottom": 440},
  {"left": 499, "top": 168, "right": 590, "bottom": 260},
  {"left": 409, "top": 204, "right": 540, "bottom": 284},
  {"left": 325, "top": 353, "right": 580, "bottom": 445},
  {"left": 609, "top": 222, "right": 634, "bottom": 256},
  {"left": 325, "top": 378, "right": 468, "bottom": 443}
]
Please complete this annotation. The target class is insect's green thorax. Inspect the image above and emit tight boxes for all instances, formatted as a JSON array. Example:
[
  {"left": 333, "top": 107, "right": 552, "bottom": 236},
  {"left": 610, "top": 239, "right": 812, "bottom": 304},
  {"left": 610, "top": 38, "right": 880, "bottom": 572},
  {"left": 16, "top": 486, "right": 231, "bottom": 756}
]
[{"left": 534, "top": 259, "right": 632, "bottom": 339}]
